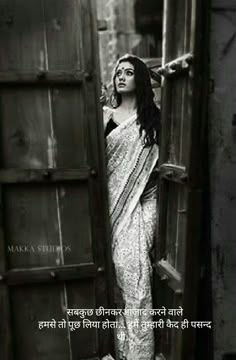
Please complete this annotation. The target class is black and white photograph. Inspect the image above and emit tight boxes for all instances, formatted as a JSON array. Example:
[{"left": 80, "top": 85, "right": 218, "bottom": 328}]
[{"left": 0, "top": 1, "right": 235, "bottom": 360}]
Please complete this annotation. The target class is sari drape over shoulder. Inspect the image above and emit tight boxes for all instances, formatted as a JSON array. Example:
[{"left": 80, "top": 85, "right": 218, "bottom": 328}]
[{"left": 105, "top": 108, "right": 159, "bottom": 360}]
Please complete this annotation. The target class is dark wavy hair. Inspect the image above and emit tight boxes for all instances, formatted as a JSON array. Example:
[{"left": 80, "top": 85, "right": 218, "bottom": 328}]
[{"left": 111, "top": 54, "right": 160, "bottom": 146}]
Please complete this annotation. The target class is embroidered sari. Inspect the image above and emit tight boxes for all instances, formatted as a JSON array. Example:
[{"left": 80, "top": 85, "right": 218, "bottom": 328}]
[{"left": 104, "top": 108, "right": 159, "bottom": 360}]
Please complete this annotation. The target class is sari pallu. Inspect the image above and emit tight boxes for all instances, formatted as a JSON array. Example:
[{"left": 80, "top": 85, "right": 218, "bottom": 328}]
[{"left": 106, "top": 112, "right": 159, "bottom": 360}]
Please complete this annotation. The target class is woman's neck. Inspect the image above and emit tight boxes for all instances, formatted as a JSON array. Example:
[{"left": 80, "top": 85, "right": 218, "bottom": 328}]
[{"left": 119, "top": 94, "right": 137, "bottom": 114}]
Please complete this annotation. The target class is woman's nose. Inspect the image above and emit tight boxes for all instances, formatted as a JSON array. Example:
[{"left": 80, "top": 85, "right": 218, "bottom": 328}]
[{"left": 118, "top": 72, "right": 125, "bottom": 81}]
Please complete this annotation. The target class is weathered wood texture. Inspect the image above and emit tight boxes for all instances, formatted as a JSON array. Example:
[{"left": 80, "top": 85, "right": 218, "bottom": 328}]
[
  {"left": 155, "top": 0, "right": 209, "bottom": 359},
  {"left": 1, "top": 263, "right": 99, "bottom": 285},
  {"left": 0, "top": 1, "right": 113, "bottom": 359},
  {"left": 209, "top": 1, "right": 236, "bottom": 359},
  {"left": 0, "top": 70, "right": 86, "bottom": 84},
  {"left": 80, "top": 0, "right": 115, "bottom": 353}
]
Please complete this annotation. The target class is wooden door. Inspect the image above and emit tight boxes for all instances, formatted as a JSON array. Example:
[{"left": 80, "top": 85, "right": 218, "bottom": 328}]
[
  {"left": 0, "top": 1, "right": 114, "bottom": 359},
  {"left": 153, "top": 1, "right": 209, "bottom": 359}
]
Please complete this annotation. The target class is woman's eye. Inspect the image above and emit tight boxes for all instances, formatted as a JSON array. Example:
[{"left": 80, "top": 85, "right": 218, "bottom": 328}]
[
  {"left": 126, "top": 71, "right": 134, "bottom": 76},
  {"left": 116, "top": 71, "right": 122, "bottom": 77}
]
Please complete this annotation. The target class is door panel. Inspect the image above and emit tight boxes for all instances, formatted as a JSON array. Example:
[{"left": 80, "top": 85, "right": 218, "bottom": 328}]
[
  {"left": 0, "top": 1, "right": 113, "bottom": 359},
  {"left": 154, "top": 1, "right": 208, "bottom": 359}
]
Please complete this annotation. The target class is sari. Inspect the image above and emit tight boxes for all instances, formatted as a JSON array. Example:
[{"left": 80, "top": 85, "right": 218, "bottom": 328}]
[{"left": 104, "top": 107, "right": 159, "bottom": 360}]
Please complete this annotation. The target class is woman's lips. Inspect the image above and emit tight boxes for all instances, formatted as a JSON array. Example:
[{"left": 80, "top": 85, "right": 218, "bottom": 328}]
[{"left": 118, "top": 83, "right": 126, "bottom": 87}]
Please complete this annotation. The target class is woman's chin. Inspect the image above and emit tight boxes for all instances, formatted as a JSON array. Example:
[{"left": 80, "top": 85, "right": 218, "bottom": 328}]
[
  {"left": 117, "top": 88, "right": 134, "bottom": 95},
  {"left": 117, "top": 88, "right": 127, "bottom": 93}
]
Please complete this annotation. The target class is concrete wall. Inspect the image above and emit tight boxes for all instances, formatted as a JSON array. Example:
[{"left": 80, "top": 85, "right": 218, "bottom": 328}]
[
  {"left": 209, "top": 1, "right": 236, "bottom": 359},
  {"left": 96, "top": 0, "right": 162, "bottom": 86},
  {"left": 96, "top": 0, "right": 139, "bottom": 86}
]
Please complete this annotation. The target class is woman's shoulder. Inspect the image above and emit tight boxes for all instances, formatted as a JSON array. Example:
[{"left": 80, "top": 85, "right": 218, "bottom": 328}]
[
  {"left": 103, "top": 105, "right": 114, "bottom": 117},
  {"left": 103, "top": 106, "right": 114, "bottom": 129}
]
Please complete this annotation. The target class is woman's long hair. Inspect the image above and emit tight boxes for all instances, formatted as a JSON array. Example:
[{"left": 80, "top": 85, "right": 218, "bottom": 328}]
[{"left": 111, "top": 54, "right": 160, "bottom": 146}]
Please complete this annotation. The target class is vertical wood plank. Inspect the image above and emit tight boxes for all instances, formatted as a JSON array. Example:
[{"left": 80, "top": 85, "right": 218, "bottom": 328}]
[
  {"left": 159, "top": 81, "right": 172, "bottom": 164},
  {"left": 0, "top": 0, "right": 45, "bottom": 71},
  {"left": 166, "top": 183, "right": 178, "bottom": 266},
  {"left": 66, "top": 280, "right": 98, "bottom": 359},
  {"left": 179, "top": 78, "right": 192, "bottom": 167},
  {"left": 10, "top": 284, "right": 70, "bottom": 360},
  {"left": 4, "top": 185, "right": 61, "bottom": 269},
  {"left": 164, "top": 0, "right": 177, "bottom": 63},
  {"left": 176, "top": 187, "right": 188, "bottom": 274},
  {"left": 51, "top": 88, "right": 87, "bottom": 167},
  {"left": 80, "top": 0, "right": 115, "bottom": 355},
  {"left": 0, "top": 89, "right": 52, "bottom": 168},
  {"left": 58, "top": 184, "right": 93, "bottom": 265},
  {"left": 0, "top": 188, "right": 13, "bottom": 360},
  {"left": 169, "top": 79, "right": 182, "bottom": 164},
  {"left": 43, "top": 0, "right": 83, "bottom": 71}
]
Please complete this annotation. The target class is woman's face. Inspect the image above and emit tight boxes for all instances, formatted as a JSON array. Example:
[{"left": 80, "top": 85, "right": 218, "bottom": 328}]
[{"left": 115, "top": 61, "right": 135, "bottom": 94}]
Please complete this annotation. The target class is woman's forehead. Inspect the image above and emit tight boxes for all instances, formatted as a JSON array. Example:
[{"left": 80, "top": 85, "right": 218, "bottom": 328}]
[{"left": 116, "top": 61, "right": 134, "bottom": 71}]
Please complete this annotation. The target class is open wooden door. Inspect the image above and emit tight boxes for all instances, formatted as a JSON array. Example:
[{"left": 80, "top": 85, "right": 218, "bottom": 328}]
[
  {"left": 0, "top": 1, "right": 114, "bottom": 359},
  {"left": 153, "top": 1, "right": 209, "bottom": 359}
]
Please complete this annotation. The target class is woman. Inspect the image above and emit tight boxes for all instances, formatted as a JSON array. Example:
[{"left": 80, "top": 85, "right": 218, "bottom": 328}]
[{"left": 104, "top": 54, "right": 160, "bottom": 360}]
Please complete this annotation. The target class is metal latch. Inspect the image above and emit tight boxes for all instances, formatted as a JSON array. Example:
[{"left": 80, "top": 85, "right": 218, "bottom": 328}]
[
  {"left": 157, "top": 53, "right": 193, "bottom": 78},
  {"left": 154, "top": 259, "right": 183, "bottom": 294},
  {"left": 159, "top": 163, "right": 188, "bottom": 184}
]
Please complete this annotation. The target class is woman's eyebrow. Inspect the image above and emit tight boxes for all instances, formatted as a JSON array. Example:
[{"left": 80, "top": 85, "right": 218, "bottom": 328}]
[{"left": 117, "top": 67, "right": 134, "bottom": 71}]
